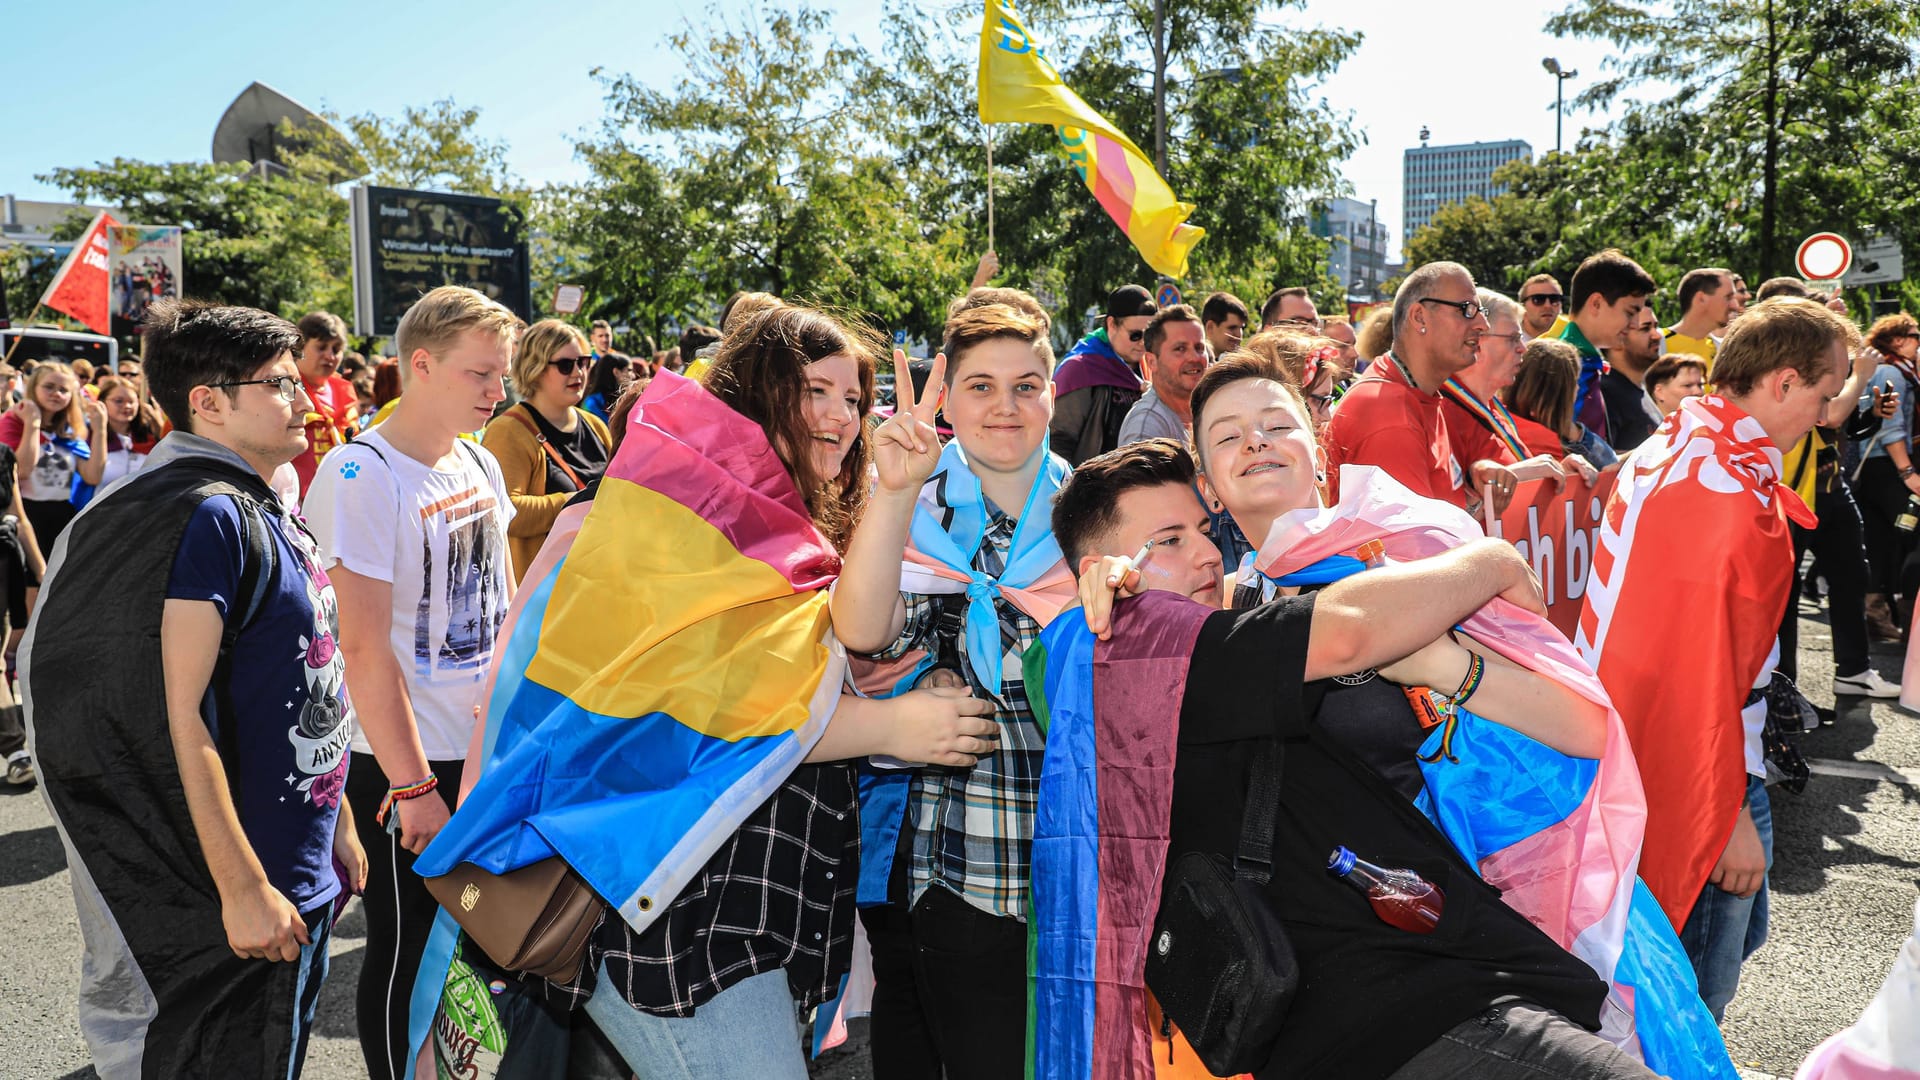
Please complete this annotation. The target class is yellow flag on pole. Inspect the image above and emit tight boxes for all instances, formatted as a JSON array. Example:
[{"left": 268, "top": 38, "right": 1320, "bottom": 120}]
[{"left": 977, "top": 0, "right": 1205, "bottom": 278}]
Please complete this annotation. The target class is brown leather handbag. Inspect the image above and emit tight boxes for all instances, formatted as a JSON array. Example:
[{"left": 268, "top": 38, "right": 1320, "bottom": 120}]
[{"left": 424, "top": 857, "right": 605, "bottom": 982}]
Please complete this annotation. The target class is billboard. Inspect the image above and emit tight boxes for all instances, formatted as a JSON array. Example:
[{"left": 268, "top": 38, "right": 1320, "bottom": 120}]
[
  {"left": 108, "top": 224, "right": 183, "bottom": 336},
  {"left": 349, "top": 186, "right": 531, "bottom": 337}
]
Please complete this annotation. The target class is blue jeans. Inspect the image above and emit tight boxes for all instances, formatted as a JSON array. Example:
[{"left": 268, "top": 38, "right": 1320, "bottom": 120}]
[
  {"left": 1677, "top": 774, "right": 1773, "bottom": 1021},
  {"left": 584, "top": 964, "right": 809, "bottom": 1080}
]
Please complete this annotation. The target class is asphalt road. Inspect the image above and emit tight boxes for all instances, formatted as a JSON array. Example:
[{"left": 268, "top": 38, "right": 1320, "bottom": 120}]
[{"left": 5, "top": 604, "right": 1916, "bottom": 1079}]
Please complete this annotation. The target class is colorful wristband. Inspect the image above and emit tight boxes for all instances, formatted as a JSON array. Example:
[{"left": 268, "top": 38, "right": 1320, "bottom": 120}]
[{"left": 378, "top": 773, "right": 439, "bottom": 826}]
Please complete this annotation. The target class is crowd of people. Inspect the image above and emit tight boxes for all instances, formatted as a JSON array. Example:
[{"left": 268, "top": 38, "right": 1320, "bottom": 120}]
[{"left": 10, "top": 242, "right": 1917, "bottom": 1080}]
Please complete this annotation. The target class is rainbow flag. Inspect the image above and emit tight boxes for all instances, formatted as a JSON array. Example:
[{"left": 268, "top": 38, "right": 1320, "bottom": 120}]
[
  {"left": 978, "top": 0, "right": 1204, "bottom": 277},
  {"left": 405, "top": 370, "right": 848, "bottom": 1069}
]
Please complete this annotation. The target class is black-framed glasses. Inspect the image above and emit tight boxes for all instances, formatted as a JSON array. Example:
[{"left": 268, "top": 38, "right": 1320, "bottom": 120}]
[
  {"left": 1418, "top": 297, "right": 1486, "bottom": 320},
  {"left": 549, "top": 355, "right": 585, "bottom": 375},
  {"left": 211, "top": 374, "right": 302, "bottom": 403},
  {"left": 1523, "top": 294, "right": 1565, "bottom": 306}
]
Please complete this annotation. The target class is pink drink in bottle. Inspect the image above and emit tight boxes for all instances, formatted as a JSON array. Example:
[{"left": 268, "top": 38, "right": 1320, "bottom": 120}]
[{"left": 1327, "top": 846, "right": 1446, "bottom": 933}]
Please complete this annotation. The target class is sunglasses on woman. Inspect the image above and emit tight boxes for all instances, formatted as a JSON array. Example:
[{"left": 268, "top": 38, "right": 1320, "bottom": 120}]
[{"left": 549, "top": 355, "right": 585, "bottom": 375}]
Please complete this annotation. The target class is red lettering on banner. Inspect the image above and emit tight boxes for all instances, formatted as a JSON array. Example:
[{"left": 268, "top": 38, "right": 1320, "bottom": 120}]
[{"left": 1495, "top": 470, "right": 1620, "bottom": 637}]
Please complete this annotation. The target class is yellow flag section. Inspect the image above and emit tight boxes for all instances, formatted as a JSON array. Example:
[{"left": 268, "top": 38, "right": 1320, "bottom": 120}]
[{"left": 978, "top": 0, "right": 1205, "bottom": 277}]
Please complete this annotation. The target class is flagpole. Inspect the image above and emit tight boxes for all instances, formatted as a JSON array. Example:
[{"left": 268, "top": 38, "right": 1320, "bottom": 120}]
[{"left": 985, "top": 123, "right": 996, "bottom": 253}]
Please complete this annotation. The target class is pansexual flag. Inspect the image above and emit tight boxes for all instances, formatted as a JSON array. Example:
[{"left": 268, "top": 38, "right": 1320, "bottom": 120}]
[
  {"left": 406, "top": 370, "right": 848, "bottom": 1066},
  {"left": 979, "top": 0, "right": 1204, "bottom": 277}
]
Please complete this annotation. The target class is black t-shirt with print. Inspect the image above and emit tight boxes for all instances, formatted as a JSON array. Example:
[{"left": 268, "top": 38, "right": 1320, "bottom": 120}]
[
  {"left": 1168, "top": 595, "right": 1608, "bottom": 1080},
  {"left": 523, "top": 403, "right": 609, "bottom": 494}
]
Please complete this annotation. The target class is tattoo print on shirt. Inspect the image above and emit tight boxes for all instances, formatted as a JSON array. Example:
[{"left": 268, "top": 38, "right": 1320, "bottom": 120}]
[{"left": 289, "top": 524, "right": 350, "bottom": 808}]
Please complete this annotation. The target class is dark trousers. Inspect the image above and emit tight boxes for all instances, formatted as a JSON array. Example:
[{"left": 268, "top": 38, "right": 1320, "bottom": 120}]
[
  {"left": 1854, "top": 456, "right": 1920, "bottom": 601},
  {"left": 1385, "top": 1001, "right": 1659, "bottom": 1079},
  {"left": 0, "top": 705, "right": 20, "bottom": 759},
  {"left": 1781, "top": 475, "right": 1872, "bottom": 680},
  {"left": 860, "top": 885, "right": 1029, "bottom": 1080},
  {"left": 346, "top": 754, "right": 465, "bottom": 1080}
]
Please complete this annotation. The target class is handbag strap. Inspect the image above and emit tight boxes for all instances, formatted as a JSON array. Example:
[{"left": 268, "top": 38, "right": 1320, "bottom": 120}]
[
  {"left": 1232, "top": 739, "right": 1286, "bottom": 885},
  {"left": 506, "top": 404, "right": 586, "bottom": 491}
]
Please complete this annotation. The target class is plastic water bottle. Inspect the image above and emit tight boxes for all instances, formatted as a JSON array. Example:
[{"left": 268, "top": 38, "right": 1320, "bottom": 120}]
[{"left": 1327, "top": 846, "right": 1446, "bottom": 933}]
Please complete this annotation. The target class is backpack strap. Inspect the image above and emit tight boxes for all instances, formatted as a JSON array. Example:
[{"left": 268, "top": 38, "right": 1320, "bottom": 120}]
[
  {"left": 209, "top": 493, "right": 280, "bottom": 801},
  {"left": 503, "top": 404, "right": 586, "bottom": 492},
  {"left": 1233, "top": 739, "right": 1286, "bottom": 886}
]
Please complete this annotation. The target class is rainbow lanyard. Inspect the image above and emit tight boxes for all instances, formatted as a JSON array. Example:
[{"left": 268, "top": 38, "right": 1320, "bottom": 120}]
[{"left": 1440, "top": 379, "right": 1528, "bottom": 462}]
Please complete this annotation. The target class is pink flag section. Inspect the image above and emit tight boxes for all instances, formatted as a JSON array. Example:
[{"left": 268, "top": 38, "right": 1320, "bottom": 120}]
[
  {"left": 1797, "top": 899, "right": 1920, "bottom": 1079},
  {"left": 1256, "top": 465, "right": 1652, "bottom": 1049}
]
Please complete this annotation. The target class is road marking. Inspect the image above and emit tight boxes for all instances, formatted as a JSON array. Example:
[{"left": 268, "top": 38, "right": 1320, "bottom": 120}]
[{"left": 1807, "top": 757, "right": 1920, "bottom": 787}]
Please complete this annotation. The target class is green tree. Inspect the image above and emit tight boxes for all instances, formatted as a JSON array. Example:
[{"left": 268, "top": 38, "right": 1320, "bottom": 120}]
[
  {"left": 327, "top": 98, "right": 527, "bottom": 207},
  {"left": 1547, "top": 0, "right": 1920, "bottom": 280}
]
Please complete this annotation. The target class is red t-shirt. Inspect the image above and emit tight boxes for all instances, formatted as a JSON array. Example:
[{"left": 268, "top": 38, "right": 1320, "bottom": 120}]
[
  {"left": 1436, "top": 393, "right": 1521, "bottom": 476},
  {"left": 1322, "top": 356, "right": 1494, "bottom": 508},
  {"left": 291, "top": 375, "right": 358, "bottom": 497}
]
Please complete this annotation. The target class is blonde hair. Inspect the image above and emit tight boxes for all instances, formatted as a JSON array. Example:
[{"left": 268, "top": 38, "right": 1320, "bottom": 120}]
[
  {"left": 25, "top": 362, "right": 87, "bottom": 440},
  {"left": 393, "top": 286, "right": 524, "bottom": 385},
  {"left": 509, "top": 319, "right": 590, "bottom": 397}
]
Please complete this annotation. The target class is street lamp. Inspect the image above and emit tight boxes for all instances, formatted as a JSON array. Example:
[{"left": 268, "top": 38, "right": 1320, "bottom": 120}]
[{"left": 1542, "top": 57, "right": 1577, "bottom": 154}]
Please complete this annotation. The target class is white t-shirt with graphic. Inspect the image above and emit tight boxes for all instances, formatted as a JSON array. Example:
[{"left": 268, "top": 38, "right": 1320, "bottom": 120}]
[{"left": 302, "top": 430, "right": 515, "bottom": 760}]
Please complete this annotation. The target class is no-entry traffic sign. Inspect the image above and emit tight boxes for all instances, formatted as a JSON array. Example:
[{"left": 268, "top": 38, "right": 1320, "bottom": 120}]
[{"left": 1796, "top": 233, "right": 1853, "bottom": 282}]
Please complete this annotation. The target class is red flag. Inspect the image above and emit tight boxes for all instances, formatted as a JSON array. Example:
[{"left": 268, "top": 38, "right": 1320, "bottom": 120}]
[
  {"left": 1575, "top": 395, "right": 1812, "bottom": 929},
  {"left": 37, "top": 212, "right": 118, "bottom": 334}
]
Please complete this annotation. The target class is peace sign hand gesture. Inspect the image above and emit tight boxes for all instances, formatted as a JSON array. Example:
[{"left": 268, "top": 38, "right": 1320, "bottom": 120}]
[{"left": 873, "top": 350, "right": 946, "bottom": 495}]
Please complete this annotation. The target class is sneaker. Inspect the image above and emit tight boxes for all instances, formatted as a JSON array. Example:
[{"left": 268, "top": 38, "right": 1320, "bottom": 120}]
[
  {"left": 1834, "top": 669, "right": 1902, "bottom": 699},
  {"left": 4, "top": 752, "right": 31, "bottom": 787}
]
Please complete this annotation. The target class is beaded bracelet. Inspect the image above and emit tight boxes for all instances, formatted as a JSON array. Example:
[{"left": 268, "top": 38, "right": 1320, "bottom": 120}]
[{"left": 378, "top": 773, "right": 439, "bottom": 826}]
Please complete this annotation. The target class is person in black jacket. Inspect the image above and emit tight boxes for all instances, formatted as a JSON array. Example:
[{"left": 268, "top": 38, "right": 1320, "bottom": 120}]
[{"left": 1049, "top": 285, "right": 1155, "bottom": 465}]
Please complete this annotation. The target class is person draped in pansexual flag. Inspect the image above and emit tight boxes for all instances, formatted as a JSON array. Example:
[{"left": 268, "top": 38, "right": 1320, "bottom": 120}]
[
  {"left": 1578, "top": 297, "right": 1859, "bottom": 1022},
  {"left": 406, "top": 306, "right": 999, "bottom": 1080},
  {"left": 1039, "top": 351, "right": 1734, "bottom": 1079},
  {"left": 833, "top": 301, "right": 1076, "bottom": 1080}
]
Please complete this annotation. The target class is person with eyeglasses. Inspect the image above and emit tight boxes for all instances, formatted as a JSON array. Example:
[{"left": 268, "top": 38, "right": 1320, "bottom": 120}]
[
  {"left": 1050, "top": 284, "right": 1157, "bottom": 466},
  {"left": 1518, "top": 274, "right": 1566, "bottom": 341},
  {"left": 1438, "top": 289, "right": 1572, "bottom": 486},
  {"left": 482, "top": 320, "right": 613, "bottom": 583},
  {"left": 1322, "top": 261, "right": 1524, "bottom": 515},
  {"left": 1662, "top": 268, "right": 1740, "bottom": 373},
  {"left": 1259, "top": 285, "right": 1321, "bottom": 331},
  {"left": 289, "top": 311, "right": 359, "bottom": 501},
  {"left": 1600, "top": 303, "right": 1669, "bottom": 452},
  {"left": 22, "top": 298, "right": 367, "bottom": 1077}
]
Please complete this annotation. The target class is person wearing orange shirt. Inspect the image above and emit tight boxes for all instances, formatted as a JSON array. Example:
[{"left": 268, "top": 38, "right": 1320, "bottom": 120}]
[
  {"left": 1322, "top": 262, "right": 1520, "bottom": 514},
  {"left": 290, "top": 311, "right": 359, "bottom": 499}
]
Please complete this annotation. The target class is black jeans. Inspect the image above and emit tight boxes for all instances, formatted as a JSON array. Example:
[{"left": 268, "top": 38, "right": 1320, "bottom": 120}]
[
  {"left": 346, "top": 754, "right": 465, "bottom": 1080},
  {"left": 860, "top": 885, "right": 1028, "bottom": 1080},
  {"left": 1385, "top": 1000, "right": 1660, "bottom": 1079},
  {"left": 1855, "top": 456, "right": 1920, "bottom": 601},
  {"left": 1782, "top": 474, "right": 1872, "bottom": 680}
]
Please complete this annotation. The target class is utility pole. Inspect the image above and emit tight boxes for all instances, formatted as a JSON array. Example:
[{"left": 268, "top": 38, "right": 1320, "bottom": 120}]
[
  {"left": 1152, "top": 0, "right": 1167, "bottom": 175},
  {"left": 1367, "top": 198, "right": 1378, "bottom": 300}
]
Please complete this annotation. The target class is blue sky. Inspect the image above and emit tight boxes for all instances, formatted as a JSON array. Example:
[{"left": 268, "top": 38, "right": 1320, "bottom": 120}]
[{"left": 3, "top": 0, "right": 1635, "bottom": 260}]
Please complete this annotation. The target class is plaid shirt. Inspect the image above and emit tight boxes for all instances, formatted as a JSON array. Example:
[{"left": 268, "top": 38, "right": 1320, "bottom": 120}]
[
  {"left": 547, "top": 762, "right": 859, "bottom": 1017},
  {"left": 878, "top": 504, "right": 1045, "bottom": 921}
]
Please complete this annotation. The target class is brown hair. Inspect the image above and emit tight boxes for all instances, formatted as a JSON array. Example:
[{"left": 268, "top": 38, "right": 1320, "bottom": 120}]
[
  {"left": 1238, "top": 328, "right": 1348, "bottom": 390},
  {"left": 1143, "top": 304, "right": 1202, "bottom": 356},
  {"left": 1714, "top": 297, "right": 1860, "bottom": 397},
  {"left": 606, "top": 380, "right": 648, "bottom": 455},
  {"left": 297, "top": 310, "right": 349, "bottom": 346},
  {"left": 1050, "top": 438, "right": 1198, "bottom": 566},
  {"left": 1510, "top": 338, "right": 1581, "bottom": 439},
  {"left": 1355, "top": 305, "right": 1394, "bottom": 363},
  {"left": 947, "top": 287, "right": 1052, "bottom": 336},
  {"left": 1644, "top": 354, "right": 1708, "bottom": 395},
  {"left": 704, "top": 305, "right": 879, "bottom": 550},
  {"left": 1260, "top": 286, "right": 1312, "bottom": 328},
  {"left": 1866, "top": 312, "right": 1919, "bottom": 357},
  {"left": 720, "top": 292, "right": 783, "bottom": 335},
  {"left": 1187, "top": 351, "right": 1307, "bottom": 474},
  {"left": 95, "top": 375, "right": 163, "bottom": 443},
  {"left": 372, "top": 358, "right": 403, "bottom": 408},
  {"left": 940, "top": 304, "right": 1054, "bottom": 382}
]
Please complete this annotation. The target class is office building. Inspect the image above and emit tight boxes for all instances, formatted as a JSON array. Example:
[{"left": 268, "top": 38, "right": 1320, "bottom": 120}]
[
  {"left": 1312, "top": 196, "right": 1391, "bottom": 301},
  {"left": 1402, "top": 138, "right": 1532, "bottom": 243}
]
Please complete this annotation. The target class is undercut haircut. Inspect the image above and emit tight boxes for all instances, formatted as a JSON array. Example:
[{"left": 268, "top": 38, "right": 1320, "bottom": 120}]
[
  {"left": 1568, "top": 249, "right": 1656, "bottom": 314},
  {"left": 940, "top": 304, "right": 1054, "bottom": 383},
  {"left": 143, "top": 298, "right": 302, "bottom": 435},
  {"left": 1200, "top": 291, "right": 1249, "bottom": 326},
  {"left": 1187, "top": 351, "right": 1307, "bottom": 475},
  {"left": 1676, "top": 268, "right": 1731, "bottom": 314},
  {"left": 1144, "top": 304, "right": 1202, "bottom": 356},
  {"left": 1713, "top": 297, "right": 1860, "bottom": 398},
  {"left": 1050, "top": 437, "right": 1197, "bottom": 567}
]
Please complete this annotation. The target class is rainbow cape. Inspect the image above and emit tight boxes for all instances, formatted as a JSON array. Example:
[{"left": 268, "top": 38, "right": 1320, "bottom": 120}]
[{"left": 404, "top": 370, "right": 848, "bottom": 1071}]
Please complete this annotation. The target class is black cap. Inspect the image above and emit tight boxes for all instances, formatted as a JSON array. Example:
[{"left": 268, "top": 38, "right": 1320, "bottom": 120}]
[{"left": 1106, "top": 284, "right": 1158, "bottom": 321}]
